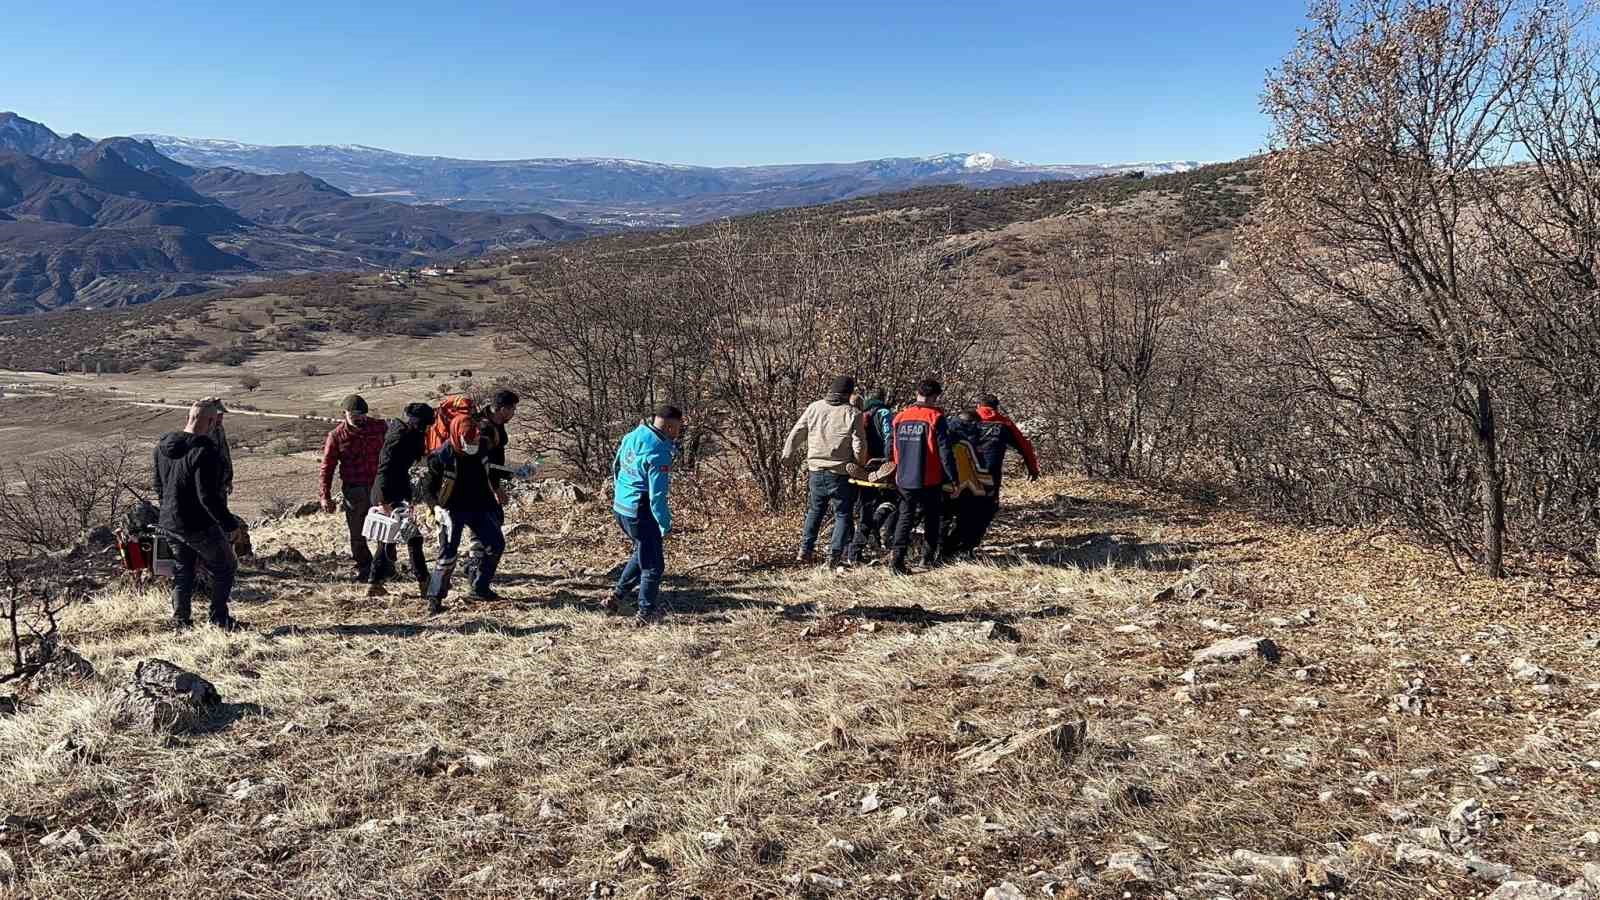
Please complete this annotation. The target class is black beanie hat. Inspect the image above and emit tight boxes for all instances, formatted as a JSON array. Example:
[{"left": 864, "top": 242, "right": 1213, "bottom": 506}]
[
  {"left": 404, "top": 402, "right": 436, "bottom": 427},
  {"left": 830, "top": 375, "right": 857, "bottom": 397}
]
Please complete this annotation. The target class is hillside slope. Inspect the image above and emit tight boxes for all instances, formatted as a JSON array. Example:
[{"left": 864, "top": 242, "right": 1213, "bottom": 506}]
[
  {"left": 1, "top": 477, "right": 1596, "bottom": 898},
  {"left": 0, "top": 117, "right": 600, "bottom": 315}
]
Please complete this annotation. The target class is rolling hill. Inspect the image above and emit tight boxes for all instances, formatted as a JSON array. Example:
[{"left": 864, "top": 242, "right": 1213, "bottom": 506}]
[{"left": 0, "top": 115, "right": 598, "bottom": 314}]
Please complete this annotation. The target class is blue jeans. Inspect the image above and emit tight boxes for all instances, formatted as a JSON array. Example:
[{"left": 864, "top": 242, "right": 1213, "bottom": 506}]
[
  {"left": 615, "top": 508, "right": 664, "bottom": 617},
  {"left": 171, "top": 526, "right": 237, "bottom": 625},
  {"left": 800, "top": 471, "right": 857, "bottom": 557},
  {"left": 431, "top": 508, "right": 505, "bottom": 599}
]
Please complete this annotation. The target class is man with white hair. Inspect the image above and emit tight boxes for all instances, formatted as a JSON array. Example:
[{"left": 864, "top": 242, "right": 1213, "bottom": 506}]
[{"left": 152, "top": 398, "right": 245, "bottom": 631}]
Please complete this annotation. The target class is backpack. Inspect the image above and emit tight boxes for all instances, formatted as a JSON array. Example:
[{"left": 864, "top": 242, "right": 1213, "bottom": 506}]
[{"left": 426, "top": 395, "right": 478, "bottom": 454}]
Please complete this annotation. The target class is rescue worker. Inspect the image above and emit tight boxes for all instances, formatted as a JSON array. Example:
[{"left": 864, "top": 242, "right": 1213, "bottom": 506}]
[
  {"left": 889, "top": 378, "right": 958, "bottom": 575},
  {"left": 967, "top": 392, "right": 1041, "bottom": 548}
]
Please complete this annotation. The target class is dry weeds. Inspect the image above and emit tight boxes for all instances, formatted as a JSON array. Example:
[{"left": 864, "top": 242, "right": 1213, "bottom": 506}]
[{"left": 2, "top": 477, "right": 1597, "bottom": 899}]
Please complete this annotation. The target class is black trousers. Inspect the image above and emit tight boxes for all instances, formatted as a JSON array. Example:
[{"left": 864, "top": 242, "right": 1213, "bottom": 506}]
[
  {"left": 892, "top": 486, "right": 945, "bottom": 564},
  {"left": 943, "top": 492, "right": 1000, "bottom": 557},
  {"left": 371, "top": 535, "right": 428, "bottom": 588}
]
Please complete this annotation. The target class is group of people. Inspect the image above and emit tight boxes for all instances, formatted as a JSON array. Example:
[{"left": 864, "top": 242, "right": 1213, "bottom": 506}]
[
  {"left": 782, "top": 376, "right": 1039, "bottom": 575},
  {"left": 151, "top": 389, "right": 524, "bottom": 629},
  {"left": 147, "top": 375, "right": 1035, "bottom": 632}
]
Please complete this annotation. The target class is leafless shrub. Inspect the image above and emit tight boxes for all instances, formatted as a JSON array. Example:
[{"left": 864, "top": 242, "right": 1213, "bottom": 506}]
[
  {"left": 2, "top": 560, "right": 68, "bottom": 687},
  {"left": 0, "top": 445, "right": 137, "bottom": 555}
]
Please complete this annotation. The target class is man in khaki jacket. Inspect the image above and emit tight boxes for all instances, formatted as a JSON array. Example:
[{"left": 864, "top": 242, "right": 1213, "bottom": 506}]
[{"left": 782, "top": 376, "right": 867, "bottom": 568}]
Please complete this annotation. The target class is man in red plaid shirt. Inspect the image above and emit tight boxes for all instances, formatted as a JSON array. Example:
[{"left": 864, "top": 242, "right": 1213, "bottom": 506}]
[{"left": 320, "top": 394, "right": 388, "bottom": 582}]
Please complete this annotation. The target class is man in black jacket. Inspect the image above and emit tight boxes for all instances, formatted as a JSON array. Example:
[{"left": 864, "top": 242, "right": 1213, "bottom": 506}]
[
  {"left": 369, "top": 403, "right": 436, "bottom": 605},
  {"left": 152, "top": 398, "right": 245, "bottom": 631}
]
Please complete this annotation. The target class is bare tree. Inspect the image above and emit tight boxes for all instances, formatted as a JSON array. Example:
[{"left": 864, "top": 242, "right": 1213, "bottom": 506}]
[
  {"left": 0, "top": 445, "right": 136, "bottom": 555},
  {"left": 1023, "top": 225, "right": 1217, "bottom": 478},
  {"left": 3, "top": 560, "right": 68, "bottom": 687},
  {"left": 1247, "top": 0, "right": 1583, "bottom": 576}
]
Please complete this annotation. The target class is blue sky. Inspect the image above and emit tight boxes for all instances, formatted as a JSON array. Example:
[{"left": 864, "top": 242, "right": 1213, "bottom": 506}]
[{"left": 2, "top": 1, "right": 1308, "bottom": 166}]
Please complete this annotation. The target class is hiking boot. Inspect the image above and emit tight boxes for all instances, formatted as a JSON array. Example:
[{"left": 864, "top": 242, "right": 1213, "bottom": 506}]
[
  {"left": 171, "top": 618, "right": 194, "bottom": 632},
  {"left": 351, "top": 570, "right": 371, "bottom": 584},
  {"left": 366, "top": 582, "right": 389, "bottom": 598},
  {"left": 426, "top": 596, "right": 445, "bottom": 615},
  {"left": 465, "top": 589, "right": 505, "bottom": 603},
  {"left": 601, "top": 593, "right": 622, "bottom": 614},
  {"left": 795, "top": 549, "right": 816, "bottom": 565},
  {"left": 212, "top": 617, "right": 249, "bottom": 633},
  {"left": 633, "top": 610, "right": 663, "bottom": 627},
  {"left": 890, "top": 550, "right": 912, "bottom": 577},
  {"left": 826, "top": 553, "right": 844, "bottom": 571}
]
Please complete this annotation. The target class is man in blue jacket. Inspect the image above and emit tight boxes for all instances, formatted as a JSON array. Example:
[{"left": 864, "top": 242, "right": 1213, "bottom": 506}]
[{"left": 607, "top": 404, "right": 683, "bottom": 625}]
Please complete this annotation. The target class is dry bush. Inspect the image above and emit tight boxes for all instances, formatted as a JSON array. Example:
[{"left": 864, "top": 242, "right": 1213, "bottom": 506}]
[
  {"left": 1, "top": 560, "right": 67, "bottom": 687},
  {"left": 1019, "top": 225, "right": 1220, "bottom": 479},
  {"left": 0, "top": 445, "right": 137, "bottom": 556}
]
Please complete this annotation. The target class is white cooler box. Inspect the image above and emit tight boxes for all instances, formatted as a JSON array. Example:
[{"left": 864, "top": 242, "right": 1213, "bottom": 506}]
[{"left": 362, "top": 507, "right": 418, "bottom": 544}]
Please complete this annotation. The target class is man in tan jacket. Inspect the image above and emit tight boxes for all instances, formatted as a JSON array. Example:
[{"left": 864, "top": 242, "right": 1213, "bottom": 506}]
[{"left": 782, "top": 376, "right": 868, "bottom": 568}]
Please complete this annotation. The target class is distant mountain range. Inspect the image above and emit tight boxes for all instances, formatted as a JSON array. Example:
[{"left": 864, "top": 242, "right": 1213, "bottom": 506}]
[
  {"left": 0, "top": 113, "right": 594, "bottom": 314},
  {"left": 137, "top": 134, "right": 1201, "bottom": 226},
  {"left": 0, "top": 109, "right": 1202, "bottom": 314}
]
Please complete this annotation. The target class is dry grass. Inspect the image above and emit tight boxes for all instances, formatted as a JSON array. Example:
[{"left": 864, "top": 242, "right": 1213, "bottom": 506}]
[{"left": 2, "top": 477, "right": 1598, "bottom": 899}]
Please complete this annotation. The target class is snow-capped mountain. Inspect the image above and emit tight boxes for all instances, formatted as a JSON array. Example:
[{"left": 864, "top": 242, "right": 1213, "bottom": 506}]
[
  {"left": 137, "top": 133, "right": 1202, "bottom": 226},
  {"left": 0, "top": 112, "right": 94, "bottom": 160}
]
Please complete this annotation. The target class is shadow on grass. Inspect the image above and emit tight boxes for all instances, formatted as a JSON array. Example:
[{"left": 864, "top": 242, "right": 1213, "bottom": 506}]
[
  {"left": 264, "top": 620, "right": 569, "bottom": 639},
  {"left": 192, "top": 701, "right": 268, "bottom": 735}
]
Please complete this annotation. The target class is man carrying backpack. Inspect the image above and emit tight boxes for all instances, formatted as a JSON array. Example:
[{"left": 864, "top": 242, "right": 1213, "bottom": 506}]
[
  {"left": 153, "top": 398, "right": 245, "bottom": 631},
  {"left": 370, "top": 402, "right": 437, "bottom": 606},
  {"left": 782, "top": 376, "right": 867, "bottom": 569},
  {"left": 890, "top": 378, "right": 958, "bottom": 575},
  {"left": 319, "top": 395, "right": 387, "bottom": 583},
  {"left": 607, "top": 405, "right": 683, "bottom": 626}
]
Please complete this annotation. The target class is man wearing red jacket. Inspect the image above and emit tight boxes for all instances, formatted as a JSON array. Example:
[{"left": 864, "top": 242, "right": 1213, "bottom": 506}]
[
  {"left": 319, "top": 394, "right": 388, "bottom": 582},
  {"left": 889, "top": 378, "right": 959, "bottom": 575},
  {"left": 957, "top": 393, "right": 1042, "bottom": 555}
]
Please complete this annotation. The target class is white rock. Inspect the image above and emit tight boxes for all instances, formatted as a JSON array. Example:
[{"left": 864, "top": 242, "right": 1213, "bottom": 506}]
[
  {"left": 1232, "top": 849, "right": 1306, "bottom": 879},
  {"left": 1509, "top": 657, "right": 1554, "bottom": 684},
  {"left": 39, "top": 827, "right": 97, "bottom": 855},
  {"left": 1104, "top": 850, "right": 1155, "bottom": 882},
  {"left": 859, "top": 789, "right": 881, "bottom": 814},
  {"left": 1471, "top": 755, "right": 1504, "bottom": 775},
  {"left": 538, "top": 797, "right": 567, "bottom": 820},
  {"left": 826, "top": 837, "right": 856, "bottom": 855},
  {"left": 1448, "top": 798, "right": 1489, "bottom": 844},
  {"left": 699, "top": 831, "right": 727, "bottom": 851},
  {"left": 984, "top": 882, "right": 1027, "bottom": 900},
  {"left": 1579, "top": 831, "right": 1600, "bottom": 847},
  {"left": 1487, "top": 881, "right": 1578, "bottom": 899},
  {"left": 1193, "top": 636, "right": 1282, "bottom": 665}
]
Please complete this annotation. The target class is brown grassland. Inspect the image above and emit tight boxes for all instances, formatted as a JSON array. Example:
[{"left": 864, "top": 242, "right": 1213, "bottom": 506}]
[{"left": 2, "top": 475, "right": 1597, "bottom": 898}]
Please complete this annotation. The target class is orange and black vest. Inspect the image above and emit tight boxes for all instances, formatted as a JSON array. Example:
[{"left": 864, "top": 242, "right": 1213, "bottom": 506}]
[{"left": 891, "top": 403, "right": 958, "bottom": 490}]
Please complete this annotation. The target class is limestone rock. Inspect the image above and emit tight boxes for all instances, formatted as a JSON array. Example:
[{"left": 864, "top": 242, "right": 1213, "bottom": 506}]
[
  {"left": 1509, "top": 657, "right": 1556, "bottom": 685},
  {"left": 1104, "top": 850, "right": 1155, "bottom": 882},
  {"left": 292, "top": 500, "right": 322, "bottom": 517},
  {"left": 1232, "top": 849, "right": 1306, "bottom": 880},
  {"left": 1487, "top": 881, "right": 1581, "bottom": 899},
  {"left": 40, "top": 826, "right": 98, "bottom": 855},
  {"left": 1447, "top": 798, "right": 1490, "bottom": 845},
  {"left": 984, "top": 882, "right": 1028, "bottom": 900},
  {"left": 1193, "top": 636, "right": 1282, "bottom": 665},
  {"left": 955, "top": 718, "right": 1088, "bottom": 771},
  {"left": 110, "top": 659, "right": 221, "bottom": 734}
]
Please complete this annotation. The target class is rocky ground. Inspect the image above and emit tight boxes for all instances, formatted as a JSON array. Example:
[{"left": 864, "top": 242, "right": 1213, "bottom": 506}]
[{"left": 1, "top": 477, "right": 1598, "bottom": 899}]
